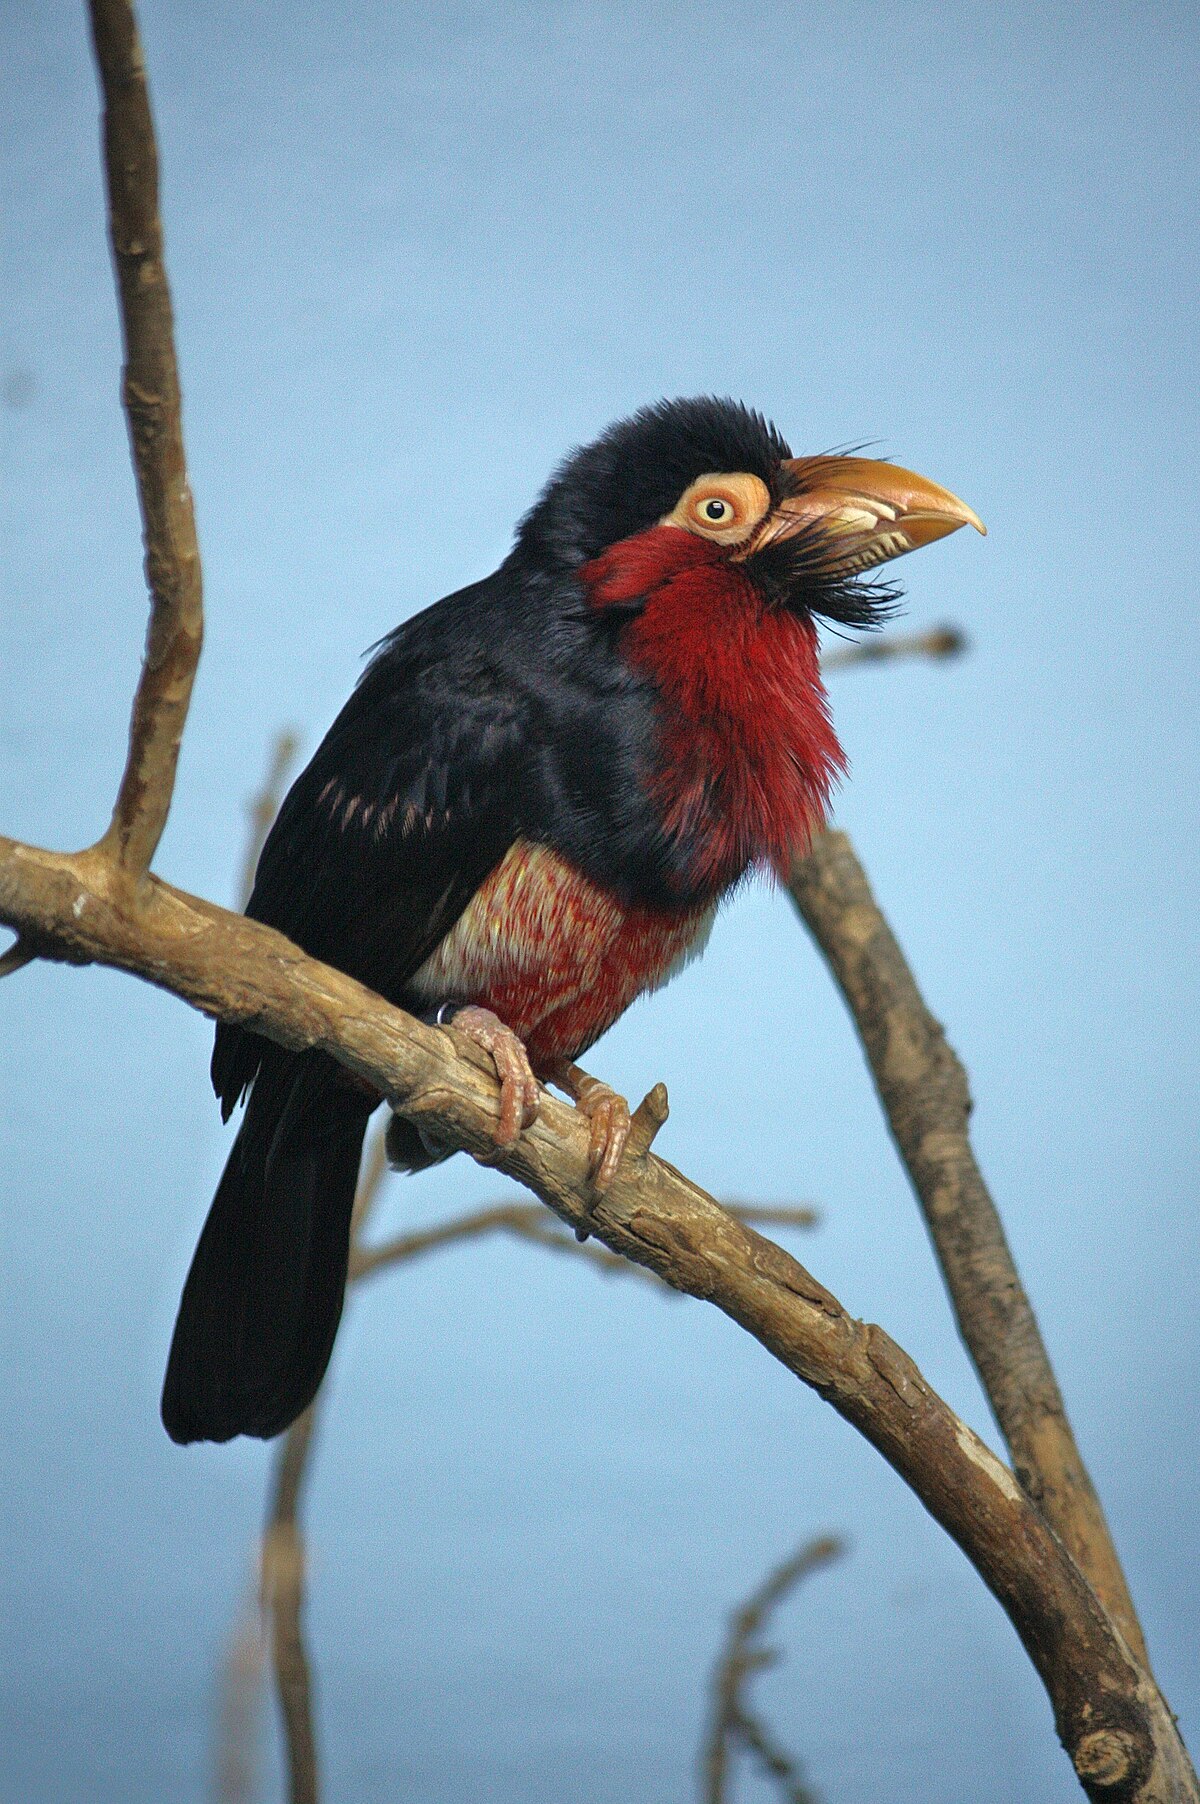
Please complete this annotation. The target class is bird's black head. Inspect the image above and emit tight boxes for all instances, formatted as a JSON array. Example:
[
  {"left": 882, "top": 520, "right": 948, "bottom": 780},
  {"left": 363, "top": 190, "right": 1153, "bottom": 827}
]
[
  {"left": 517, "top": 397, "right": 791, "bottom": 569},
  {"left": 515, "top": 395, "right": 983, "bottom": 629}
]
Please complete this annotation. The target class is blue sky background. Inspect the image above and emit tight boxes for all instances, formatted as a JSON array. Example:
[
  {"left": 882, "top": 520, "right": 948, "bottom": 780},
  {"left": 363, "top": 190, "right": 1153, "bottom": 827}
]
[{"left": 3, "top": 3, "right": 1198, "bottom": 1800}]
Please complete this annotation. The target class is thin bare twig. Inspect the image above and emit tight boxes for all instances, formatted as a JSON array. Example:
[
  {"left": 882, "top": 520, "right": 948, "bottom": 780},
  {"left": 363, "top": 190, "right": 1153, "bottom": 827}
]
[
  {"left": 252, "top": 1180, "right": 815, "bottom": 1802},
  {"left": 88, "top": 0, "right": 203, "bottom": 883},
  {"left": 237, "top": 731, "right": 299, "bottom": 910},
  {"left": 261, "top": 1404, "right": 320, "bottom": 1804},
  {"left": 351, "top": 1196, "right": 817, "bottom": 1286},
  {"left": 731, "top": 1711, "right": 818, "bottom": 1804},
  {"left": 209, "top": 751, "right": 309, "bottom": 1803},
  {"left": 627, "top": 1078, "right": 670, "bottom": 1155},
  {"left": 724, "top": 1203, "right": 820, "bottom": 1230},
  {"left": 788, "top": 829, "right": 1148, "bottom": 1666},
  {"left": 212, "top": 1607, "right": 264, "bottom": 1804},
  {"left": 259, "top": 1119, "right": 393, "bottom": 1804},
  {"left": 702, "top": 1535, "right": 844, "bottom": 1804},
  {"left": 351, "top": 1200, "right": 663, "bottom": 1285},
  {"left": 821, "top": 624, "right": 966, "bottom": 671}
]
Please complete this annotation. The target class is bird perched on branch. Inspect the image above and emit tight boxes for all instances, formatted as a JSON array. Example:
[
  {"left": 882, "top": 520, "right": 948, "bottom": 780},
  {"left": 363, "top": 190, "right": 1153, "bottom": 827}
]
[{"left": 162, "top": 396, "right": 982, "bottom": 1445}]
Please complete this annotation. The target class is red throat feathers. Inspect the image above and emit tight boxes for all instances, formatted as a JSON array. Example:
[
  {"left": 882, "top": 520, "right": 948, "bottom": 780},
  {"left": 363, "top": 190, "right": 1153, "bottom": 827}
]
[{"left": 582, "top": 524, "right": 846, "bottom": 887}]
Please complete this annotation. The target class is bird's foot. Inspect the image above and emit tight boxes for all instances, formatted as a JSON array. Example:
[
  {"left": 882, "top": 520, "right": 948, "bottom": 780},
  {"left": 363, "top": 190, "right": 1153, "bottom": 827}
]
[
  {"left": 549, "top": 1061, "right": 631, "bottom": 1193},
  {"left": 446, "top": 1006, "right": 541, "bottom": 1147}
]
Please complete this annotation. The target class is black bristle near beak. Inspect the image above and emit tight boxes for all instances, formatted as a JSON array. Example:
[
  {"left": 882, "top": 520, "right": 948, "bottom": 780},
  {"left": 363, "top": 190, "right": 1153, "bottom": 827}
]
[{"left": 740, "top": 526, "right": 901, "bottom": 630}]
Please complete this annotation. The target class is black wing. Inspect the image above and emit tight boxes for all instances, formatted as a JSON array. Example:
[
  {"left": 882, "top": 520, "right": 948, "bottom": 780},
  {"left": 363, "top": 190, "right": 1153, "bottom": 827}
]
[{"left": 212, "top": 580, "right": 530, "bottom": 1116}]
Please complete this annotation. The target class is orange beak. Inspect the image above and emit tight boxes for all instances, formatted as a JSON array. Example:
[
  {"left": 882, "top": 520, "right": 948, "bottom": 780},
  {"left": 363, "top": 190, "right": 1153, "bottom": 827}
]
[{"left": 743, "top": 456, "right": 986, "bottom": 574}]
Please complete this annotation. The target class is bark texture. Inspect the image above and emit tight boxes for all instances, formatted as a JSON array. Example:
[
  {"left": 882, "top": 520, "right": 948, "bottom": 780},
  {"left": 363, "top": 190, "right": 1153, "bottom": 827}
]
[
  {"left": 789, "top": 829, "right": 1147, "bottom": 1664},
  {"left": 89, "top": 0, "right": 203, "bottom": 881}
]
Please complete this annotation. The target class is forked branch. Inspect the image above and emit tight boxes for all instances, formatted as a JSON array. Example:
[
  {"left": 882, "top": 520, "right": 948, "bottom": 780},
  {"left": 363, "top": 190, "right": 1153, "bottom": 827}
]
[{"left": 702, "top": 1534, "right": 844, "bottom": 1804}]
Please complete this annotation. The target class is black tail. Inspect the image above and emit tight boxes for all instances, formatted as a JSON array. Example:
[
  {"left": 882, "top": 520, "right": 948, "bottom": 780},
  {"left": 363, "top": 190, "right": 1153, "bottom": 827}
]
[{"left": 162, "top": 1054, "right": 375, "bottom": 1444}]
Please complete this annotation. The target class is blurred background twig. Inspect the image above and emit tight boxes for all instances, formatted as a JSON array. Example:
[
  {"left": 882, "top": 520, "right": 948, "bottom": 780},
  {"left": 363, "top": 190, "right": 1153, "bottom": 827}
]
[{"left": 702, "top": 1535, "right": 846, "bottom": 1804}]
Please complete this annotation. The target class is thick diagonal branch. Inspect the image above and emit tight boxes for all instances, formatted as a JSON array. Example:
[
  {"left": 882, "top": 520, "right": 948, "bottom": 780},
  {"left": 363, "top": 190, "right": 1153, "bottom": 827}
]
[
  {"left": 88, "top": 0, "right": 203, "bottom": 881},
  {"left": 0, "top": 838, "right": 1190, "bottom": 1802},
  {"left": 788, "top": 828, "right": 1147, "bottom": 1666}
]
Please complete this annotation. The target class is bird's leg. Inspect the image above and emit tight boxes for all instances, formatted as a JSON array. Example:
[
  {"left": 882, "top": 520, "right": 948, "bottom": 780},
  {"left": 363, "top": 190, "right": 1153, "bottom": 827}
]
[
  {"left": 445, "top": 1005, "right": 541, "bottom": 1147},
  {"left": 545, "top": 1059, "right": 631, "bottom": 1193}
]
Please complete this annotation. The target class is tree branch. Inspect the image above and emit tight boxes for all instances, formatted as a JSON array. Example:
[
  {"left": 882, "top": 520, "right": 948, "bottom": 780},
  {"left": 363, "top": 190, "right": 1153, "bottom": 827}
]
[
  {"left": 0, "top": 836, "right": 1190, "bottom": 1799},
  {"left": 88, "top": 0, "right": 203, "bottom": 883},
  {"left": 788, "top": 829, "right": 1149, "bottom": 1666}
]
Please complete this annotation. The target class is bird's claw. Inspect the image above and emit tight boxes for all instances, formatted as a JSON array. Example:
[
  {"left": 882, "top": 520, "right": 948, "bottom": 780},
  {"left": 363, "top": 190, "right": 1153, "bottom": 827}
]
[
  {"left": 447, "top": 1006, "right": 541, "bottom": 1147},
  {"left": 567, "top": 1071, "right": 631, "bottom": 1192}
]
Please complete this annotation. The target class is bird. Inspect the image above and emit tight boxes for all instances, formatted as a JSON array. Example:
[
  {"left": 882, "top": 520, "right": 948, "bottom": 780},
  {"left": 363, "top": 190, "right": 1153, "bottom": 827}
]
[{"left": 161, "top": 396, "right": 983, "bottom": 1445}]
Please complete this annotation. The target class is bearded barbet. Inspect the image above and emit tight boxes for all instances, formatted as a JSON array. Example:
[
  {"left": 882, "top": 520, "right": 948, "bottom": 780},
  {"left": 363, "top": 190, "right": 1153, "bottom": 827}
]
[{"left": 162, "top": 396, "right": 983, "bottom": 1444}]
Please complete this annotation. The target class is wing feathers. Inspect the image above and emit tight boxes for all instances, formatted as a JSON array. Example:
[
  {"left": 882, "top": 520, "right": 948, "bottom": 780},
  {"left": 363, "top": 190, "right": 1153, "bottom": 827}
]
[{"left": 213, "top": 600, "right": 530, "bottom": 1114}]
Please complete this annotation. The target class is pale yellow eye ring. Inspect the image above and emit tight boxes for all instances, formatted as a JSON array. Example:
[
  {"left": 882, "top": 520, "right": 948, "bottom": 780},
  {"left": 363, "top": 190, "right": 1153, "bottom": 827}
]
[{"left": 661, "top": 471, "right": 771, "bottom": 546}]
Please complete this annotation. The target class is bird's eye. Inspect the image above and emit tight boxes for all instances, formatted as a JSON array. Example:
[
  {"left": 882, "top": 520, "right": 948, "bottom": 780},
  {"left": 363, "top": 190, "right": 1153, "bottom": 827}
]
[
  {"left": 662, "top": 472, "right": 771, "bottom": 543},
  {"left": 690, "top": 491, "right": 741, "bottom": 530}
]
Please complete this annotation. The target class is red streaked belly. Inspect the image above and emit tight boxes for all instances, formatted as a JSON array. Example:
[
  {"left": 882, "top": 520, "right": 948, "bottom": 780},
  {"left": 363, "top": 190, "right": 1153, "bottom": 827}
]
[{"left": 409, "top": 840, "right": 715, "bottom": 1068}]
